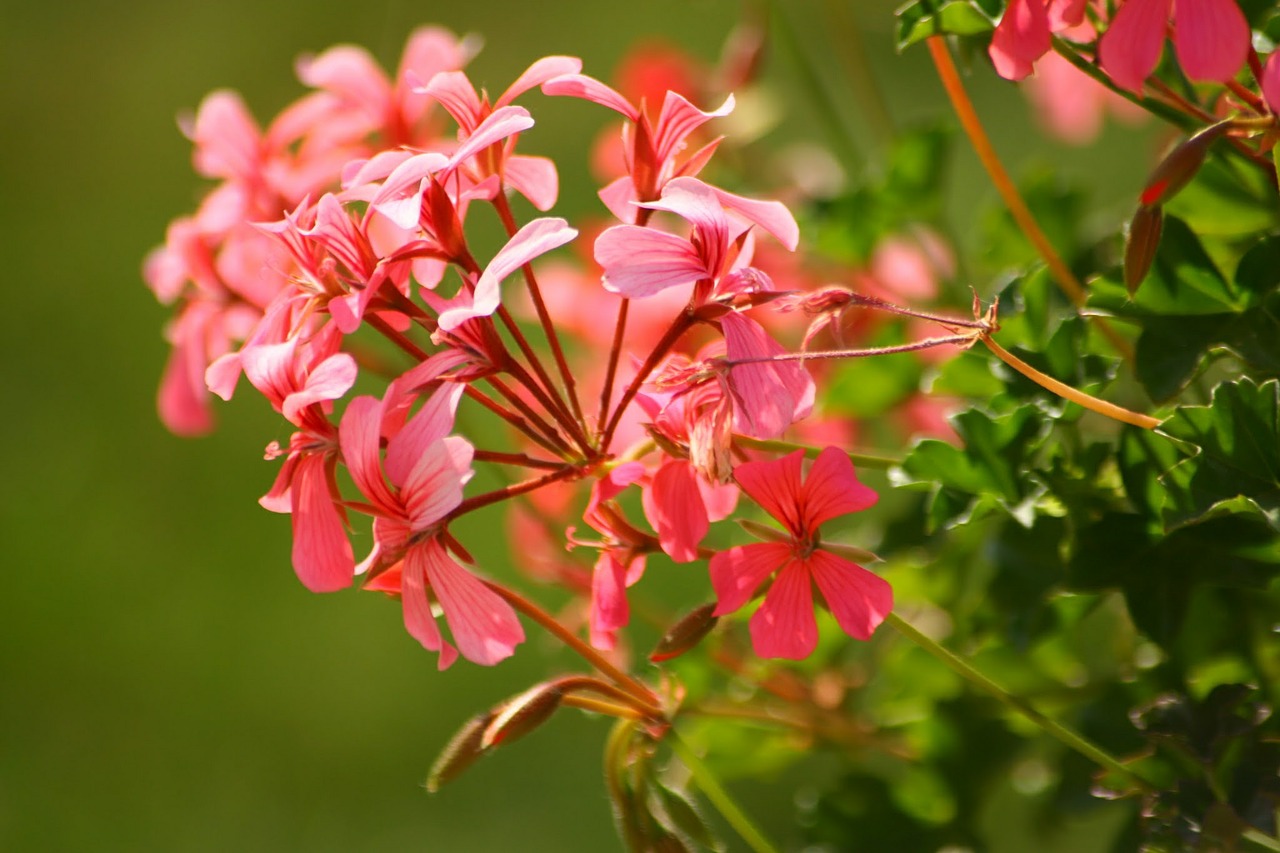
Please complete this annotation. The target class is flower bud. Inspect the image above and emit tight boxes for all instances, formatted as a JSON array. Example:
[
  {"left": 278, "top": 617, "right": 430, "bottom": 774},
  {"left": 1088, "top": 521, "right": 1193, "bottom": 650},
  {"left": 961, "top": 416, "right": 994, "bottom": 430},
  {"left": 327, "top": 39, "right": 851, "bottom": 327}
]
[
  {"left": 1139, "top": 121, "right": 1230, "bottom": 207},
  {"left": 426, "top": 712, "right": 493, "bottom": 793},
  {"left": 481, "top": 682, "right": 565, "bottom": 749},
  {"left": 649, "top": 603, "right": 719, "bottom": 662},
  {"left": 1124, "top": 204, "right": 1163, "bottom": 297}
]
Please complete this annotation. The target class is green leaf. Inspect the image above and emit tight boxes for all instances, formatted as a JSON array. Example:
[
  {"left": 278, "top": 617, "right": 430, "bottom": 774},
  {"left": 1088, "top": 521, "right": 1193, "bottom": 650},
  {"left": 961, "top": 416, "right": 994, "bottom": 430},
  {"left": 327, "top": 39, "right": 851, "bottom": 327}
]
[
  {"left": 1093, "top": 231, "right": 1280, "bottom": 401},
  {"left": 895, "top": 0, "right": 995, "bottom": 51},
  {"left": 1159, "top": 378, "right": 1280, "bottom": 531},
  {"left": 1066, "top": 512, "right": 1280, "bottom": 648},
  {"left": 1090, "top": 217, "right": 1239, "bottom": 317},
  {"left": 1164, "top": 153, "right": 1279, "bottom": 238},
  {"left": 893, "top": 404, "right": 1050, "bottom": 529}
]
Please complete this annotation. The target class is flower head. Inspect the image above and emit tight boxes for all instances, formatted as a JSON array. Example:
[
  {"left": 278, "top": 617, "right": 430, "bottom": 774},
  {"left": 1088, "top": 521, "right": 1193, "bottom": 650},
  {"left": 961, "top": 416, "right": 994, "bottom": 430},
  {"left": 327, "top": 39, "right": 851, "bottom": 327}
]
[{"left": 709, "top": 448, "right": 891, "bottom": 659}]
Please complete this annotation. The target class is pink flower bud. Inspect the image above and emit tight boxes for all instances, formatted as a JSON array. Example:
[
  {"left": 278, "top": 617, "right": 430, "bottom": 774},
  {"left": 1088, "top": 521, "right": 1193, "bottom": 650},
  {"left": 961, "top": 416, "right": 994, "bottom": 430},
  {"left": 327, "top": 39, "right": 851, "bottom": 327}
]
[{"left": 1124, "top": 204, "right": 1164, "bottom": 297}]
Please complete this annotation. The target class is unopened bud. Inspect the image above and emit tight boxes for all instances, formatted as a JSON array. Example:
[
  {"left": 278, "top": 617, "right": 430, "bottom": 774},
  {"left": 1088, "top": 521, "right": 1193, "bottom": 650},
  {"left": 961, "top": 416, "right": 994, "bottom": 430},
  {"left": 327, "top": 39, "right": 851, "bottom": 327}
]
[
  {"left": 650, "top": 603, "right": 719, "bottom": 662},
  {"left": 481, "top": 682, "right": 564, "bottom": 749},
  {"left": 1124, "top": 204, "right": 1164, "bottom": 296},
  {"left": 426, "top": 712, "right": 493, "bottom": 793},
  {"left": 737, "top": 518, "right": 789, "bottom": 543},
  {"left": 820, "top": 539, "right": 880, "bottom": 564},
  {"left": 1139, "top": 121, "right": 1230, "bottom": 207}
]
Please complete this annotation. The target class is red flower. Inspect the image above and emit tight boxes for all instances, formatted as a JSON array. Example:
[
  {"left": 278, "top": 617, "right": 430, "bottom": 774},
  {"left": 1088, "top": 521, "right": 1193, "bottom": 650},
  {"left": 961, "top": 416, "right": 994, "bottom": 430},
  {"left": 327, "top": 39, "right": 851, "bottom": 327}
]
[{"left": 710, "top": 448, "right": 891, "bottom": 659}]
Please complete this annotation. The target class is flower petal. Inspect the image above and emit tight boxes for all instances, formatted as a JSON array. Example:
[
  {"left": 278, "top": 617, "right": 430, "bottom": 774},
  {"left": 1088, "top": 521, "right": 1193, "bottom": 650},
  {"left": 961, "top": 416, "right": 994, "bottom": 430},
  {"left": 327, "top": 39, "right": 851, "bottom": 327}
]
[
  {"left": 594, "top": 224, "right": 708, "bottom": 298},
  {"left": 988, "top": 0, "right": 1052, "bottom": 81},
  {"left": 1099, "top": 0, "right": 1172, "bottom": 92},
  {"left": 642, "top": 460, "right": 709, "bottom": 563},
  {"left": 709, "top": 541, "right": 791, "bottom": 615},
  {"left": 808, "top": 550, "right": 892, "bottom": 641},
  {"left": 749, "top": 562, "right": 818, "bottom": 660},
  {"left": 401, "top": 549, "right": 458, "bottom": 670},
  {"left": 1172, "top": 0, "right": 1249, "bottom": 84},
  {"left": 732, "top": 450, "right": 806, "bottom": 536},
  {"left": 423, "top": 540, "right": 525, "bottom": 666},
  {"left": 801, "top": 446, "right": 878, "bottom": 529},
  {"left": 290, "top": 453, "right": 354, "bottom": 592}
]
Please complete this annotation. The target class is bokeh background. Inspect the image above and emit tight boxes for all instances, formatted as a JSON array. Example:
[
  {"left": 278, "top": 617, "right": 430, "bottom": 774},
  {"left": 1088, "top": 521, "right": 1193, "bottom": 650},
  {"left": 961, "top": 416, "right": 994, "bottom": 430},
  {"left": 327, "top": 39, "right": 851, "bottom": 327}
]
[{"left": 1, "top": 1, "right": 1157, "bottom": 849}]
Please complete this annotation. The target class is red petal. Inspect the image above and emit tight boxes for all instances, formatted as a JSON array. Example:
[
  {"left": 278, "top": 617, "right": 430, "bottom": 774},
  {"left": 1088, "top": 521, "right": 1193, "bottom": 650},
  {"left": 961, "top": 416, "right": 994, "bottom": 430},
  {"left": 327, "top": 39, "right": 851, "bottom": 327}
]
[
  {"left": 749, "top": 562, "right": 818, "bottom": 660},
  {"left": 808, "top": 550, "right": 892, "bottom": 642}
]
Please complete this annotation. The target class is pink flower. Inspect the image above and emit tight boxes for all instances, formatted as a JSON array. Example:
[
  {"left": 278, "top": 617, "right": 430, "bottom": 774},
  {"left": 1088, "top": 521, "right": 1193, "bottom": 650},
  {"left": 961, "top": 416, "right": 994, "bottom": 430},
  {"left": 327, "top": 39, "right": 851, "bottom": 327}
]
[
  {"left": 988, "top": 0, "right": 1087, "bottom": 80},
  {"left": 593, "top": 176, "right": 797, "bottom": 301},
  {"left": 339, "top": 388, "right": 524, "bottom": 668},
  {"left": 1099, "top": 0, "right": 1250, "bottom": 92},
  {"left": 710, "top": 448, "right": 891, "bottom": 660}
]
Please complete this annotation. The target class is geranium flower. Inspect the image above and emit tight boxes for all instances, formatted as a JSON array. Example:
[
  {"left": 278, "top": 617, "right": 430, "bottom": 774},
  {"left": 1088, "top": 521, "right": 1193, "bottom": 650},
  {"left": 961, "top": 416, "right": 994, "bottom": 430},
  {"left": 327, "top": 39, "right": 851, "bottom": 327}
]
[
  {"left": 710, "top": 448, "right": 891, "bottom": 659},
  {"left": 1099, "top": 0, "right": 1250, "bottom": 92}
]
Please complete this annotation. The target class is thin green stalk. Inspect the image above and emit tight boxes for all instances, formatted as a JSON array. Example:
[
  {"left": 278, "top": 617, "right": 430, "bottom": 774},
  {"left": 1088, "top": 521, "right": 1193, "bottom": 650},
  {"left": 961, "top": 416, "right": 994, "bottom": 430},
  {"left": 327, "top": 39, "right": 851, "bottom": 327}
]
[
  {"left": 885, "top": 611, "right": 1157, "bottom": 793},
  {"left": 1243, "top": 827, "right": 1280, "bottom": 852},
  {"left": 734, "top": 435, "right": 901, "bottom": 469},
  {"left": 667, "top": 729, "right": 780, "bottom": 853}
]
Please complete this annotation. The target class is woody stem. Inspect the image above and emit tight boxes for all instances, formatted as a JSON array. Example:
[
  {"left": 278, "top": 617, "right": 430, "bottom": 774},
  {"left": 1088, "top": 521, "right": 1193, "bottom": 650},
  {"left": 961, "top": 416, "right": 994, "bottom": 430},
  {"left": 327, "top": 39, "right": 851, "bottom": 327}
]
[{"left": 926, "top": 35, "right": 1135, "bottom": 362}]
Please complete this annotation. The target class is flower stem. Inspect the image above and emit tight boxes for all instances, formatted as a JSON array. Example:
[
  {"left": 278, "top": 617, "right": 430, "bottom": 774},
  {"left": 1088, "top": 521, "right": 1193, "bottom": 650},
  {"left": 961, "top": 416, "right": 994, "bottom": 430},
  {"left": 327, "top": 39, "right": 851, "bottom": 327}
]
[
  {"left": 884, "top": 610, "right": 1157, "bottom": 793},
  {"left": 981, "top": 335, "right": 1161, "bottom": 429},
  {"left": 733, "top": 435, "right": 901, "bottom": 469},
  {"left": 667, "top": 728, "right": 781, "bottom": 853},
  {"left": 926, "top": 35, "right": 1135, "bottom": 362},
  {"left": 486, "top": 582, "right": 663, "bottom": 717}
]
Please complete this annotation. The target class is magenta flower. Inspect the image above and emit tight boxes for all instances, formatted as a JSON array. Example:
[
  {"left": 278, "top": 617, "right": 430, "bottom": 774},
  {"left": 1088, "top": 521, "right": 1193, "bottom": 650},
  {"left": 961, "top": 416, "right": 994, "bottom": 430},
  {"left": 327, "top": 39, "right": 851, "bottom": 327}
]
[
  {"left": 710, "top": 448, "right": 891, "bottom": 660},
  {"left": 1099, "top": 0, "right": 1250, "bottom": 92}
]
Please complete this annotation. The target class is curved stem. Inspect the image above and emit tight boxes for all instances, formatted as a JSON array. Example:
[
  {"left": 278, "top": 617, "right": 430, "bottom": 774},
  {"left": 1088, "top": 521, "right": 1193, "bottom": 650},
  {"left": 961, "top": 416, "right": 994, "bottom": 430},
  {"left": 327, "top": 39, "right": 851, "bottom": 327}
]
[
  {"left": 885, "top": 610, "right": 1158, "bottom": 793},
  {"left": 486, "top": 582, "right": 663, "bottom": 717},
  {"left": 667, "top": 729, "right": 781, "bottom": 853},
  {"left": 926, "top": 35, "right": 1135, "bottom": 362},
  {"left": 982, "top": 335, "right": 1161, "bottom": 429}
]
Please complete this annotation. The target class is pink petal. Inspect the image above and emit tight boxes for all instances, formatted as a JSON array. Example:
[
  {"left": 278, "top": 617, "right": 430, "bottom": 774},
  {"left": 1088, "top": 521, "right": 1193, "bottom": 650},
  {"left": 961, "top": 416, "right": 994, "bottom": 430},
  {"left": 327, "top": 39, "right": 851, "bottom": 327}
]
[
  {"left": 709, "top": 541, "right": 791, "bottom": 615},
  {"left": 296, "top": 45, "right": 390, "bottom": 118},
  {"left": 401, "top": 548, "right": 458, "bottom": 670},
  {"left": 643, "top": 177, "right": 729, "bottom": 273},
  {"left": 1172, "top": 0, "right": 1249, "bottom": 84},
  {"left": 642, "top": 460, "right": 709, "bottom": 563},
  {"left": 594, "top": 225, "right": 708, "bottom": 297},
  {"left": 1049, "top": 0, "right": 1089, "bottom": 28},
  {"left": 158, "top": 334, "right": 214, "bottom": 436},
  {"left": 598, "top": 176, "right": 637, "bottom": 223},
  {"left": 749, "top": 562, "right": 819, "bottom": 660},
  {"left": 384, "top": 382, "right": 464, "bottom": 485},
  {"left": 808, "top": 550, "right": 892, "bottom": 642},
  {"left": 732, "top": 451, "right": 806, "bottom": 536},
  {"left": 503, "top": 155, "right": 559, "bottom": 212},
  {"left": 721, "top": 312, "right": 814, "bottom": 439},
  {"left": 338, "top": 395, "right": 398, "bottom": 512},
  {"left": 801, "top": 446, "right": 879, "bottom": 530},
  {"left": 419, "top": 70, "right": 483, "bottom": 131},
  {"left": 187, "top": 90, "right": 262, "bottom": 182},
  {"left": 540, "top": 73, "right": 639, "bottom": 121},
  {"left": 589, "top": 551, "right": 629, "bottom": 649},
  {"left": 290, "top": 453, "right": 354, "bottom": 593},
  {"left": 282, "top": 352, "right": 357, "bottom": 423},
  {"left": 708, "top": 184, "right": 800, "bottom": 252},
  {"left": 496, "top": 55, "right": 584, "bottom": 109},
  {"left": 1099, "top": 0, "right": 1172, "bottom": 92},
  {"left": 988, "top": 0, "right": 1052, "bottom": 81},
  {"left": 399, "top": 436, "right": 474, "bottom": 530},
  {"left": 698, "top": 477, "right": 739, "bottom": 523},
  {"left": 423, "top": 540, "right": 524, "bottom": 666},
  {"left": 651, "top": 92, "right": 734, "bottom": 164},
  {"left": 438, "top": 217, "right": 577, "bottom": 330},
  {"left": 446, "top": 105, "right": 535, "bottom": 171},
  {"left": 1263, "top": 51, "right": 1280, "bottom": 113}
]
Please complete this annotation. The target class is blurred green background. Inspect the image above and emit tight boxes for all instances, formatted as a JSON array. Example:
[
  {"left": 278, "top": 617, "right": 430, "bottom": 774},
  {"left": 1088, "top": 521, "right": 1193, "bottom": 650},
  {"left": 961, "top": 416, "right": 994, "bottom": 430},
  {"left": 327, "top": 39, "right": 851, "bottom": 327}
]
[{"left": 1, "top": 1, "right": 1157, "bottom": 850}]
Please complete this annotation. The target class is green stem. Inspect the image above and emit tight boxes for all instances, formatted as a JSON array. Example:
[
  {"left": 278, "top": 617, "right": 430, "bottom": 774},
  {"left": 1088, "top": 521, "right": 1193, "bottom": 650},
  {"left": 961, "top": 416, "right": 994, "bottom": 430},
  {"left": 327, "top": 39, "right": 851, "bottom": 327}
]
[
  {"left": 884, "top": 611, "right": 1158, "bottom": 793},
  {"left": 1243, "top": 828, "right": 1280, "bottom": 852},
  {"left": 733, "top": 435, "right": 901, "bottom": 469},
  {"left": 667, "top": 729, "right": 780, "bottom": 853}
]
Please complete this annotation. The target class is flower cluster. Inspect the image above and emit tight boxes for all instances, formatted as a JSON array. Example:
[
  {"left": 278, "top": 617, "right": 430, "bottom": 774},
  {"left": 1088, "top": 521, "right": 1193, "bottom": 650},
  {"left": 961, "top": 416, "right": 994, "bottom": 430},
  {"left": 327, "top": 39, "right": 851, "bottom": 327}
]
[{"left": 145, "top": 28, "right": 900, "bottom": 669}]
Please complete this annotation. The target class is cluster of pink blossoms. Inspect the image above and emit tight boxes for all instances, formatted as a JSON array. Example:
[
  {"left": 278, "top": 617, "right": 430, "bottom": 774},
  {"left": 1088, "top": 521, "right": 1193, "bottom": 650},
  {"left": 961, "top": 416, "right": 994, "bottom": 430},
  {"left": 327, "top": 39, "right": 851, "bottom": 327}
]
[{"left": 145, "top": 28, "right": 902, "bottom": 667}]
